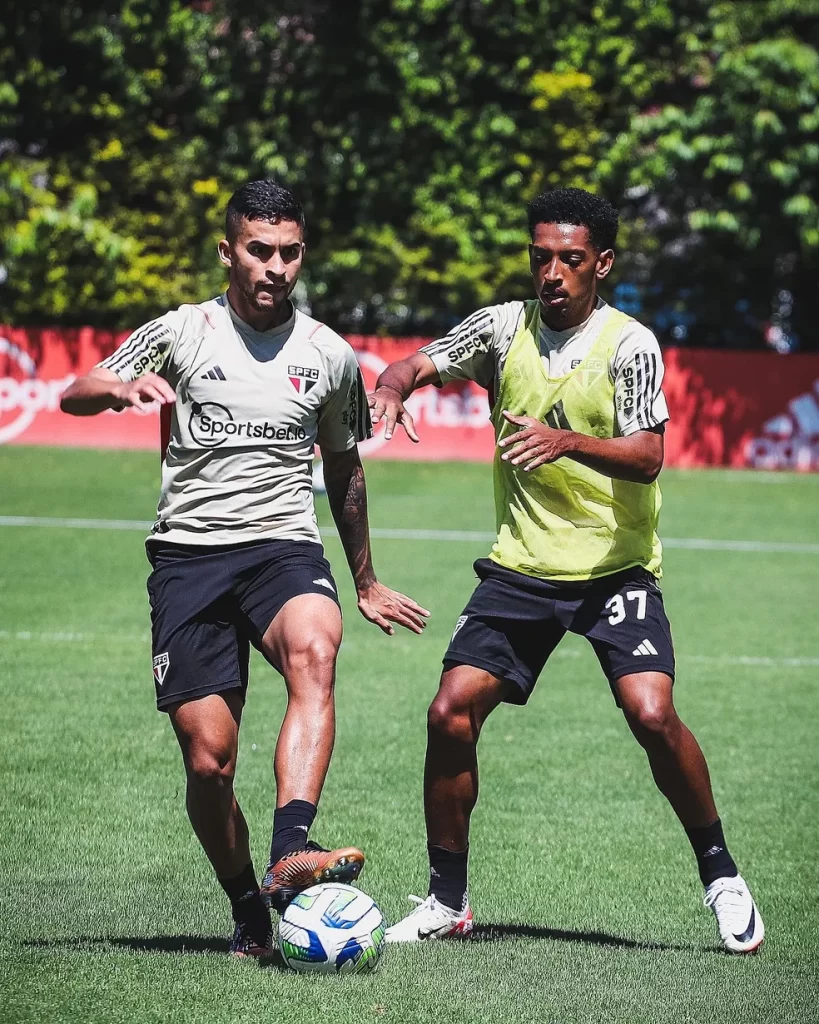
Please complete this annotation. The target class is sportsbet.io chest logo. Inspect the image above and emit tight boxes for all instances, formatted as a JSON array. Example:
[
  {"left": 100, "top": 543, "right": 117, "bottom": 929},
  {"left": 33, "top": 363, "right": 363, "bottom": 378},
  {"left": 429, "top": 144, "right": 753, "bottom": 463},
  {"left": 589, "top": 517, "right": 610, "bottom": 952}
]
[{"left": 188, "top": 400, "right": 306, "bottom": 448}]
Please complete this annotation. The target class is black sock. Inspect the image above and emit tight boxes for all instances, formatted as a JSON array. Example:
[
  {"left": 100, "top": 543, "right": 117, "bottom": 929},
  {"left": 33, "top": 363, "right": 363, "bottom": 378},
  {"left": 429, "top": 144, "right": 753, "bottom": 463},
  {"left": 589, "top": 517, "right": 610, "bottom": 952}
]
[
  {"left": 218, "top": 862, "right": 260, "bottom": 905},
  {"left": 270, "top": 799, "right": 317, "bottom": 865},
  {"left": 685, "top": 818, "right": 738, "bottom": 886},
  {"left": 218, "top": 864, "right": 269, "bottom": 939},
  {"left": 428, "top": 844, "right": 468, "bottom": 912}
]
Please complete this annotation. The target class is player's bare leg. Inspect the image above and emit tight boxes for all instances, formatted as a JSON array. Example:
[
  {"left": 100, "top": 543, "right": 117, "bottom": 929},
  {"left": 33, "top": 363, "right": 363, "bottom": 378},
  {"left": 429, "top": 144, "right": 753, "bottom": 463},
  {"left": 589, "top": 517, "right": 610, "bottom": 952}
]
[
  {"left": 425, "top": 664, "right": 512, "bottom": 851},
  {"left": 170, "top": 690, "right": 249, "bottom": 877},
  {"left": 387, "top": 664, "right": 509, "bottom": 942},
  {"left": 258, "top": 593, "right": 364, "bottom": 910},
  {"left": 170, "top": 691, "right": 272, "bottom": 955},
  {"left": 616, "top": 671, "right": 764, "bottom": 952},
  {"left": 616, "top": 672, "right": 717, "bottom": 828}
]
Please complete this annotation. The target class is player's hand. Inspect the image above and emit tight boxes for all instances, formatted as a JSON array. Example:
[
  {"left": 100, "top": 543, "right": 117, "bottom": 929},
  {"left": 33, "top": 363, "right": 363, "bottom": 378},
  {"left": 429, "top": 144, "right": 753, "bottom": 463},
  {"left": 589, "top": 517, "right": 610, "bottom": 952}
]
[
  {"left": 367, "top": 387, "right": 419, "bottom": 442},
  {"left": 498, "top": 410, "right": 571, "bottom": 471},
  {"left": 113, "top": 373, "right": 176, "bottom": 410},
  {"left": 356, "top": 581, "right": 430, "bottom": 635}
]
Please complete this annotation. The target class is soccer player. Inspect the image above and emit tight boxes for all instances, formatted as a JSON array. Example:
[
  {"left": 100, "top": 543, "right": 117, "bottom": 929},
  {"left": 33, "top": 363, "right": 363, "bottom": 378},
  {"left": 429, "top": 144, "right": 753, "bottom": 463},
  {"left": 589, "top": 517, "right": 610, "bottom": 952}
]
[
  {"left": 369, "top": 188, "right": 764, "bottom": 954},
  {"left": 61, "top": 179, "right": 429, "bottom": 957}
]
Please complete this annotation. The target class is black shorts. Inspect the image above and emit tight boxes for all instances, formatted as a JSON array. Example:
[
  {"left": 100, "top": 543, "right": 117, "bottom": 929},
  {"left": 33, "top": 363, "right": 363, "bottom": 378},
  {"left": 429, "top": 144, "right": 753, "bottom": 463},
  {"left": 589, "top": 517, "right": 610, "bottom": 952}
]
[
  {"left": 444, "top": 559, "right": 675, "bottom": 705},
  {"left": 146, "top": 539, "right": 340, "bottom": 712}
]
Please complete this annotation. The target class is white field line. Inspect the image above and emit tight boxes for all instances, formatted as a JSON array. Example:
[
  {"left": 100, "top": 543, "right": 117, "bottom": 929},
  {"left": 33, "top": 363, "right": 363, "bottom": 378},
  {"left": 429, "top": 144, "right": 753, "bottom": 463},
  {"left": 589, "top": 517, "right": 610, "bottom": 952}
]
[
  {"left": 0, "top": 515, "right": 817, "bottom": 554},
  {"left": 0, "top": 628, "right": 816, "bottom": 669}
]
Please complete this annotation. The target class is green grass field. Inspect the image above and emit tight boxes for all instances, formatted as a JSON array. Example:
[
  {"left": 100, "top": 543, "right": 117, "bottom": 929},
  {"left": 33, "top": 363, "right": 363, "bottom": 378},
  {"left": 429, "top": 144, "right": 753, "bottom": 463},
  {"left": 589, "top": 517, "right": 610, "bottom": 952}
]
[{"left": 1, "top": 447, "right": 817, "bottom": 1024}]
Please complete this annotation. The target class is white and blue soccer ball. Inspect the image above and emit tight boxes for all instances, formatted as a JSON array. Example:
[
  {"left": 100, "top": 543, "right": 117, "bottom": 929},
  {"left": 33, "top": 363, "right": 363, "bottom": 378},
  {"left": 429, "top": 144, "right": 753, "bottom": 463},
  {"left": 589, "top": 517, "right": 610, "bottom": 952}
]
[{"left": 278, "top": 883, "right": 386, "bottom": 974}]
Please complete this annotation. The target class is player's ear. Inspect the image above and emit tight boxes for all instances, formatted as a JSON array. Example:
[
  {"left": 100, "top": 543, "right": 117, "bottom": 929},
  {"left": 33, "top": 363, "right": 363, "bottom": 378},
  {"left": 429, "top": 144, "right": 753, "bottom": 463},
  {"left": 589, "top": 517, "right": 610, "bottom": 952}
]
[
  {"left": 596, "top": 248, "right": 615, "bottom": 280},
  {"left": 217, "top": 238, "right": 232, "bottom": 268}
]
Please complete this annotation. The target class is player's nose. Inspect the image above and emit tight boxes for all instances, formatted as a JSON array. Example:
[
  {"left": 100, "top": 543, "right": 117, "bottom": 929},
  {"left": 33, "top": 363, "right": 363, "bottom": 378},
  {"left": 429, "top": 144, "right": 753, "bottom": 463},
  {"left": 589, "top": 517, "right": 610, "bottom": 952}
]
[
  {"left": 267, "top": 256, "right": 287, "bottom": 277},
  {"left": 544, "top": 258, "right": 562, "bottom": 281}
]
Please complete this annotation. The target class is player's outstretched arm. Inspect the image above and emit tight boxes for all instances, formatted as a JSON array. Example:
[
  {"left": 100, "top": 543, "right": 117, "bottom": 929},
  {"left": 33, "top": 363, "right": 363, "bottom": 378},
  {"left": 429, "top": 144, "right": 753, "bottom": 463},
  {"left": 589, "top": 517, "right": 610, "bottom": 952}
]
[
  {"left": 499, "top": 412, "right": 664, "bottom": 484},
  {"left": 322, "top": 445, "right": 430, "bottom": 635},
  {"left": 368, "top": 352, "right": 440, "bottom": 441},
  {"left": 61, "top": 368, "right": 176, "bottom": 416}
]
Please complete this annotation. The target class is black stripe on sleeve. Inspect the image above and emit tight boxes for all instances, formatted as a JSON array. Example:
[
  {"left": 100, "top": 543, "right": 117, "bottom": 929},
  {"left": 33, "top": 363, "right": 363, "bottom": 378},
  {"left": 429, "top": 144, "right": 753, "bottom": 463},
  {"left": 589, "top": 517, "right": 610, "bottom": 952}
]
[
  {"left": 103, "top": 321, "right": 165, "bottom": 373},
  {"left": 355, "top": 367, "right": 372, "bottom": 441},
  {"left": 642, "top": 353, "right": 657, "bottom": 427},
  {"left": 634, "top": 354, "right": 646, "bottom": 429},
  {"left": 99, "top": 322, "right": 155, "bottom": 374},
  {"left": 421, "top": 310, "right": 494, "bottom": 359},
  {"left": 103, "top": 322, "right": 169, "bottom": 375}
]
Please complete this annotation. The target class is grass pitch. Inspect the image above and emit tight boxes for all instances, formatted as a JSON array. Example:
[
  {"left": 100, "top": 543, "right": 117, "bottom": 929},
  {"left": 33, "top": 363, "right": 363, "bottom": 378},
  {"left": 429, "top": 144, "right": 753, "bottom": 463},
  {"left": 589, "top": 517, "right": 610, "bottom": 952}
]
[{"left": 1, "top": 447, "right": 817, "bottom": 1024}]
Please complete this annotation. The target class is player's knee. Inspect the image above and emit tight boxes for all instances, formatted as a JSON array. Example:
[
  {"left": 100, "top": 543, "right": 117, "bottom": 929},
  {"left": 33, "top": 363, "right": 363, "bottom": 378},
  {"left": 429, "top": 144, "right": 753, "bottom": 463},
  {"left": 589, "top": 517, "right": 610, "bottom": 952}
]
[
  {"left": 280, "top": 634, "right": 333, "bottom": 675},
  {"left": 282, "top": 635, "right": 338, "bottom": 691},
  {"left": 427, "top": 693, "right": 473, "bottom": 744},
  {"left": 626, "top": 697, "right": 678, "bottom": 746},
  {"left": 186, "top": 744, "right": 236, "bottom": 786}
]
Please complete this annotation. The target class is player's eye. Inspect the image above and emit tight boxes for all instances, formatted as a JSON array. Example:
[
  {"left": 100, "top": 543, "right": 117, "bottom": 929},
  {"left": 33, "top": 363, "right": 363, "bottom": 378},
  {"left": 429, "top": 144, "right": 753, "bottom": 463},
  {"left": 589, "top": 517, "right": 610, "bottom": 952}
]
[{"left": 281, "top": 245, "right": 302, "bottom": 262}]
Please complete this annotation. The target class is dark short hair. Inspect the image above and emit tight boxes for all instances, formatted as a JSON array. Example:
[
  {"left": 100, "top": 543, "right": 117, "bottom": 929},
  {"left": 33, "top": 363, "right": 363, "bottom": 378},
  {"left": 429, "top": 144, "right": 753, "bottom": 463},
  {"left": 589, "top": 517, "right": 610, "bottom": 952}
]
[
  {"left": 225, "top": 179, "right": 305, "bottom": 240},
  {"left": 527, "top": 188, "right": 618, "bottom": 252}
]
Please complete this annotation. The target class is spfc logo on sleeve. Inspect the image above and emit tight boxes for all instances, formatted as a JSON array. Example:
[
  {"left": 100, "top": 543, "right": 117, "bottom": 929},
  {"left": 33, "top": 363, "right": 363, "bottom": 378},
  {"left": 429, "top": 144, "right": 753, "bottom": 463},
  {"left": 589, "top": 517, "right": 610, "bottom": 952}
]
[
  {"left": 288, "top": 365, "right": 320, "bottom": 394},
  {"left": 152, "top": 652, "right": 170, "bottom": 688}
]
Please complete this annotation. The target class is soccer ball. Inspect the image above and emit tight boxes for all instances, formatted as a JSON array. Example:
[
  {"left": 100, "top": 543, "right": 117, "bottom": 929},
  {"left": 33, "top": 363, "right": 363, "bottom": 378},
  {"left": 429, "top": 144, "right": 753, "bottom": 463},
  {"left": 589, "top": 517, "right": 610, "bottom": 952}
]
[{"left": 278, "top": 883, "right": 386, "bottom": 974}]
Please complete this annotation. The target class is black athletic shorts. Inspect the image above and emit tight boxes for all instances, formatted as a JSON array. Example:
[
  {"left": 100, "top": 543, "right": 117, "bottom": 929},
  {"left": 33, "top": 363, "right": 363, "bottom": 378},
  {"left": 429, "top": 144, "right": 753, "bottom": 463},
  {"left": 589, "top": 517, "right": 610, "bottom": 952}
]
[
  {"left": 444, "top": 559, "right": 675, "bottom": 706},
  {"left": 146, "top": 539, "right": 340, "bottom": 712}
]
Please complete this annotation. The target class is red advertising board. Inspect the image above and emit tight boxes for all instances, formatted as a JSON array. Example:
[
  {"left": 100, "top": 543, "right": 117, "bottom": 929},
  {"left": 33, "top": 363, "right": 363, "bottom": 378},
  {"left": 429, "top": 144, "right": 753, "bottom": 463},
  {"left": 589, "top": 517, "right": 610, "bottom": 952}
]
[{"left": 1, "top": 325, "right": 818, "bottom": 470}]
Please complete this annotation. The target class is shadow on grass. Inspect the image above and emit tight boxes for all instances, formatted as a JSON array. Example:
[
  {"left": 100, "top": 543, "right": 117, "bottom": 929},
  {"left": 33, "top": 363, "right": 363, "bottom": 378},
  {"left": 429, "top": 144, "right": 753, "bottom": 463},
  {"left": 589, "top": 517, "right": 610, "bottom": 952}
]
[
  {"left": 26, "top": 927, "right": 725, "bottom": 959},
  {"left": 23, "top": 934, "right": 288, "bottom": 968},
  {"left": 472, "top": 922, "right": 724, "bottom": 955}
]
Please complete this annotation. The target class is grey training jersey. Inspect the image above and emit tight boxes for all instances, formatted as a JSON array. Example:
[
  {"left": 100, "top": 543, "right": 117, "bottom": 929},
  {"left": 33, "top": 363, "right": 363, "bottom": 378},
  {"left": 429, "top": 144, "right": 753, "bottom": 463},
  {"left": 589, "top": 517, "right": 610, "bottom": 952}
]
[{"left": 98, "top": 295, "right": 371, "bottom": 547}]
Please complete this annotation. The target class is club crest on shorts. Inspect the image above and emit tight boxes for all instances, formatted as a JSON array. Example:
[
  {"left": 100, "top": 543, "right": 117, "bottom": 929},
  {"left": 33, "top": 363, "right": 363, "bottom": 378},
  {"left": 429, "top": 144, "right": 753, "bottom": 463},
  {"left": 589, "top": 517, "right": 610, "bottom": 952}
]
[
  {"left": 451, "top": 615, "right": 468, "bottom": 640},
  {"left": 288, "top": 365, "right": 319, "bottom": 394},
  {"left": 152, "top": 652, "right": 170, "bottom": 687}
]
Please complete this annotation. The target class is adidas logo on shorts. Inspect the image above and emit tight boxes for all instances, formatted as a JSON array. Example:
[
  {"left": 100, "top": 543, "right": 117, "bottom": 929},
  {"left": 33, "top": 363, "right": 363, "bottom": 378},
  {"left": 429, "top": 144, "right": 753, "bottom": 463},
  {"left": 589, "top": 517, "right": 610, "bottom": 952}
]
[{"left": 632, "top": 639, "right": 659, "bottom": 657}]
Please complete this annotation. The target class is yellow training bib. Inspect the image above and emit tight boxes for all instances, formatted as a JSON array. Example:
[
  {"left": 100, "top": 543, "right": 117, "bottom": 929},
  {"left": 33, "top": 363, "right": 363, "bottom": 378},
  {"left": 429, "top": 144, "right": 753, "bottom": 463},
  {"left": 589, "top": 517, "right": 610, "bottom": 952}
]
[{"left": 489, "top": 301, "right": 662, "bottom": 581}]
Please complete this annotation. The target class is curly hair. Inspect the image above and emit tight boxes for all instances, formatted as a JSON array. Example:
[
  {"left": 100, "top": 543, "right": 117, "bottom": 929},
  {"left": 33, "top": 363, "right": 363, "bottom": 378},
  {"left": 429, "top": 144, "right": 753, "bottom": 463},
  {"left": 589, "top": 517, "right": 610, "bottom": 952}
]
[
  {"left": 225, "top": 180, "right": 305, "bottom": 240},
  {"left": 527, "top": 188, "right": 618, "bottom": 252}
]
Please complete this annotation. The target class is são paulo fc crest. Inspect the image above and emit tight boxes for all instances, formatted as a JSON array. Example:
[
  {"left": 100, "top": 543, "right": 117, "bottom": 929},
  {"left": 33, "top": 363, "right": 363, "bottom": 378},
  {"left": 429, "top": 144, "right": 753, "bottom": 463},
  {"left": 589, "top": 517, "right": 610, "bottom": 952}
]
[
  {"left": 152, "top": 652, "right": 170, "bottom": 688},
  {"left": 288, "top": 365, "right": 319, "bottom": 394}
]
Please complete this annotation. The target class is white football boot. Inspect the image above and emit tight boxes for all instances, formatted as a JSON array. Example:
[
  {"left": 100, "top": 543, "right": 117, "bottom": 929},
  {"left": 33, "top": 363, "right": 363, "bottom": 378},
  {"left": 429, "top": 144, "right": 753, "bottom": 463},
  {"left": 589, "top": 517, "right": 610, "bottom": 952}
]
[
  {"left": 385, "top": 894, "right": 474, "bottom": 943},
  {"left": 704, "top": 874, "right": 765, "bottom": 953}
]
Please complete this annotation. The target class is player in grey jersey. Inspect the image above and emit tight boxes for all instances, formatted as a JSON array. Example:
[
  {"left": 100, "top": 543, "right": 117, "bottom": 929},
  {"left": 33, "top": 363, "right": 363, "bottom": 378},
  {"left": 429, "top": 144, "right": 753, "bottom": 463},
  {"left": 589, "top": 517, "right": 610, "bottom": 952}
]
[{"left": 61, "top": 180, "right": 429, "bottom": 957}]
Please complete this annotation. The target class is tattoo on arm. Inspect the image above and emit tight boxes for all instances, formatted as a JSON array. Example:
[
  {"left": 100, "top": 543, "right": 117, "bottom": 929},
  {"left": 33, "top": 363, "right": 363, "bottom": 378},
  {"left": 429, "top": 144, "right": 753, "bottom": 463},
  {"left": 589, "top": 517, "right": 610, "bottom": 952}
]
[{"left": 323, "top": 449, "right": 376, "bottom": 591}]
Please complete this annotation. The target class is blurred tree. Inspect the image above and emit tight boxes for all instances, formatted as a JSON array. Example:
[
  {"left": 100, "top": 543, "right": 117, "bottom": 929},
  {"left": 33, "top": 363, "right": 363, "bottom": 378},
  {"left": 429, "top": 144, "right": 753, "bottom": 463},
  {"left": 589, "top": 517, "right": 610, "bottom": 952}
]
[
  {"left": 603, "top": 0, "right": 819, "bottom": 348},
  {"left": 0, "top": 0, "right": 817, "bottom": 347},
  {"left": 227, "top": 0, "right": 686, "bottom": 334},
  {"left": 0, "top": 1, "right": 230, "bottom": 325}
]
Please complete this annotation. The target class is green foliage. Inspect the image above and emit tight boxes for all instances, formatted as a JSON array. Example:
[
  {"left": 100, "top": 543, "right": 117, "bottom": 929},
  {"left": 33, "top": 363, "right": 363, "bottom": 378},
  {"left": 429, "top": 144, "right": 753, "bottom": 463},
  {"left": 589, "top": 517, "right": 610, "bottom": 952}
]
[
  {"left": 0, "top": 1, "right": 230, "bottom": 325},
  {"left": 0, "top": 0, "right": 817, "bottom": 345},
  {"left": 604, "top": 0, "right": 819, "bottom": 345}
]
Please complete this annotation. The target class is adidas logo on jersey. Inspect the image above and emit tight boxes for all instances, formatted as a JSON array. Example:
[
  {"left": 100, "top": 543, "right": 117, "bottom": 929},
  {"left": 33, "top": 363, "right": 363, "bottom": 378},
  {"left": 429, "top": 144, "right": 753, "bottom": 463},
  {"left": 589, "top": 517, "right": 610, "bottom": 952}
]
[
  {"left": 201, "top": 365, "right": 226, "bottom": 381},
  {"left": 632, "top": 639, "right": 659, "bottom": 657},
  {"left": 288, "top": 365, "right": 319, "bottom": 394},
  {"left": 747, "top": 379, "right": 819, "bottom": 471}
]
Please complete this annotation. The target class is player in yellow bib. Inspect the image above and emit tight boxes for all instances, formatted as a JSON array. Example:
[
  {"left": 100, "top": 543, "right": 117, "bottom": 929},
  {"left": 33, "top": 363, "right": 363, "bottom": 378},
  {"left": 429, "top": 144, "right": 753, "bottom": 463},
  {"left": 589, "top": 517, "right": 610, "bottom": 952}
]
[{"left": 371, "top": 189, "right": 763, "bottom": 953}]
